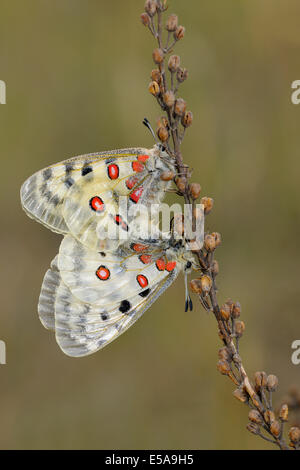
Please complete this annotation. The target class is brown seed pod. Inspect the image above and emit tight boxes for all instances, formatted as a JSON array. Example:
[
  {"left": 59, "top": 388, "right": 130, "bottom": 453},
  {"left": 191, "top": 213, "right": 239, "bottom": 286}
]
[
  {"left": 248, "top": 409, "right": 263, "bottom": 424},
  {"left": 220, "top": 304, "right": 231, "bottom": 321},
  {"left": 140, "top": 12, "right": 151, "bottom": 26},
  {"left": 157, "top": 126, "right": 169, "bottom": 142},
  {"left": 144, "top": 0, "right": 157, "bottom": 17},
  {"left": 157, "top": 116, "right": 168, "bottom": 129},
  {"left": 168, "top": 55, "right": 180, "bottom": 73},
  {"left": 246, "top": 423, "right": 260, "bottom": 435},
  {"left": 190, "top": 182, "right": 201, "bottom": 200},
  {"left": 266, "top": 374, "right": 279, "bottom": 392},
  {"left": 212, "top": 232, "right": 222, "bottom": 247},
  {"left": 200, "top": 275, "right": 212, "bottom": 293},
  {"left": 177, "top": 67, "right": 188, "bottom": 83},
  {"left": 181, "top": 110, "right": 193, "bottom": 127},
  {"left": 289, "top": 426, "right": 300, "bottom": 443},
  {"left": 176, "top": 177, "right": 186, "bottom": 193},
  {"left": 152, "top": 48, "right": 164, "bottom": 64},
  {"left": 211, "top": 260, "right": 219, "bottom": 276},
  {"left": 270, "top": 420, "right": 281, "bottom": 438},
  {"left": 200, "top": 197, "right": 214, "bottom": 215},
  {"left": 232, "top": 301, "right": 241, "bottom": 319},
  {"left": 160, "top": 170, "right": 175, "bottom": 181},
  {"left": 204, "top": 234, "right": 216, "bottom": 252},
  {"left": 279, "top": 404, "right": 289, "bottom": 422},
  {"left": 151, "top": 68, "right": 161, "bottom": 83},
  {"left": 254, "top": 371, "right": 268, "bottom": 389},
  {"left": 174, "top": 98, "right": 187, "bottom": 117},
  {"left": 148, "top": 81, "right": 160, "bottom": 96},
  {"left": 166, "top": 14, "right": 178, "bottom": 32},
  {"left": 264, "top": 410, "right": 275, "bottom": 425},
  {"left": 233, "top": 388, "right": 248, "bottom": 403},
  {"left": 235, "top": 320, "right": 245, "bottom": 337},
  {"left": 190, "top": 279, "right": 202, "bottom": 294},
  {"left": 217, "top": 360, "right": 231, "bottom": 375},
  {"left": 174, "top": 25, "right": 185, "bottom": 40},
  {"left": 163, "top": 90, "right": 175, "bottom": 108}
]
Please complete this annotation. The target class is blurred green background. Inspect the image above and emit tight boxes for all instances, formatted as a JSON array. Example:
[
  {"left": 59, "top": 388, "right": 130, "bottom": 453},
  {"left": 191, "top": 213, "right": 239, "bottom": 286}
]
[{"left": 0, "top": 0, "right": 300, "bottom": 450}]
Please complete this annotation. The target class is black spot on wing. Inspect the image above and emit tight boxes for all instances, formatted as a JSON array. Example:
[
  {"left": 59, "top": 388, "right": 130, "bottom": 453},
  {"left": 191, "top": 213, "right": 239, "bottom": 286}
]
[
  {"left": 119, "top": 300, "right": 131, "bottom": 313},
  {"left": 65, "top": 163, "right": 73, "bottom": 174},
  {"left": 101, "top": 313, "right": 109, "bottom": 321},
  {"left": 43, "top": 168, "right": 52, "bottom": 180},
  {"left": 139, "top": 288, "right": 150, "bottom": 298},
  {"left": 65, "top": 177, "right": 74, "bottom": 188},
  {"left": 82, "top": 166, "right": 93, "bottom": 176}
]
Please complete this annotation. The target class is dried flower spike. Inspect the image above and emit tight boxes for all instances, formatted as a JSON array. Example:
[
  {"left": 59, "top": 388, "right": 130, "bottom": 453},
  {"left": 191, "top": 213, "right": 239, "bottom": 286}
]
[{"left": 166, "top": 13, "right": 178, "bottom": 32}]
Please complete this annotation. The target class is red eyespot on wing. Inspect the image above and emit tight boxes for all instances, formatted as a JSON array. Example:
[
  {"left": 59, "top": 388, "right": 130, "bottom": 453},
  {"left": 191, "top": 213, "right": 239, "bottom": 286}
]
[
  {"left": 96, "top": 265, "right": 110, "bottom": 280},
  {"left": 138, "top": 154, "right": 149, "bottom": 162},
  {"left": 107, "top": 164, "right": 119, "bottom": 180},
  {"left": 132, "top": 161, "right": 145, "bottom": 173},
  {"left": 156, "top": 258, "right": 165, "bottom": 271},
  {"left": 139, "top": 254, "right": 152, "bottom": 264},
  {"left": 137, "top": 274, "right": 149, "bottom": 288},
  {"left": 125, "top": 176, "right": 139, "bottom": 190},
  {"left": 89, "top": 196, "right": 105, "bottom": 212},
  {"left": 130, "top": 186, "right": 144, "bottom": 203},
  {"left": 166, "top": 261, "right": 176, "bottom": 272},
  {"left": 131, "top": 243, "right": 149, "bottom": 252}
]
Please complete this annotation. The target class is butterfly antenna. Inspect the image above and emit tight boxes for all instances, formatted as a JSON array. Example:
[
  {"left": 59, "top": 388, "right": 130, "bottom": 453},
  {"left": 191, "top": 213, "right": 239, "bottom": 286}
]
[
  {"left": 184, "top": 272, "right": 193, "bottom": 312},
  {"left": 143, "top": 117, "right": 159, "bottom": 144}
]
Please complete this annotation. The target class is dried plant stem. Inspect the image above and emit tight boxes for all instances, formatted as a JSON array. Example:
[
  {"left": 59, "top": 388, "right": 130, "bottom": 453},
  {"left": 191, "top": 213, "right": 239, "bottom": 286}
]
[{"left": 141, "top": 0, "right": 299, "bottom": 450}]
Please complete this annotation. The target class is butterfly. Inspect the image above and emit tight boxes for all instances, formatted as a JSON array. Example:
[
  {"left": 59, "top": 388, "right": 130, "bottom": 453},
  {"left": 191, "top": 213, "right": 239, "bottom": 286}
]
[
  {"left": 20, "top": 145, "right": 175, "bottom": 251},
  {"left": 38, "top": 230, "right": 195, "bottom": 357}
]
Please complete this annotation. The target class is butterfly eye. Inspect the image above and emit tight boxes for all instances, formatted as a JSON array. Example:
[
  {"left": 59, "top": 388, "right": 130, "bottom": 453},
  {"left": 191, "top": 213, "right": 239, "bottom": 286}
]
[
  {"left": 89, "top": 196, "right": 105, "bottom": 212},
  {"left": 96, "top": 265, "right": 110, "bottom": 280},
  {"left": 107, "top": 164, "right": 119, "bottom": 180},
  {"left": 137, "top": 274, "right": 149, "bottom": 288},
  {"left": 132, "top": 161, "right": 145, "bottom": 173}
]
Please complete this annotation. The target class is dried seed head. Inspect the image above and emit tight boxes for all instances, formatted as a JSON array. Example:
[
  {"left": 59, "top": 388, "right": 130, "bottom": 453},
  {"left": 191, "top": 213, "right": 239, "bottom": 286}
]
[
  {"left": 174, "top": 25, "right": 185, "bottom": 40},
  {"left": 168, "top": 55, "right": 180, "bottom": 72},
  {"left": 157, "top": 126, "right": 169, "bottom": 143},
  {"left": 152, "top": 48, "right": 164, "bottom": 64},
  {"left": 181, "top": 111, "right": 193, "bottom": 128},
  {"left": 190, "top": 182, "right": 201, "bottom": 200},
  {"left": 204, "top": 234, "right": 216, "bottom": 252},
  {"left": 160, "top": 170, "right": 174, "bottom": 181},
  {"left": 247, "top": 423, "right": 260, "bottom": 435},
  {"left": 166, "top": 13, "right": 178, "bottom": 32},
  {"left": 200, "top": 197, "right": 214, "bottom": 215},
  {"left": 220, "top": 304, "right": 231, "bottom": 321},
  {"left": 232, "top": 301, "right": 241, "bottom": 319},
  {"left": 233, "top": 388, "right": 248, "bottom": 403},
  {"left": 190, "top": 278, "right": 202, "bottom": 294},
  {"left": 270, "top": 420, "right": 281, "bottom": 438},
  {"left": 145, "top": 0, "right": 157, "bottom": 17},
  {"left": 235, "top": 320, "right": 245, "bottom": 337},
  {"left": 225, "top": 298, "right": 234, "bottom": 312},
  {"left": 248, "top": 410, "right": 263, "bottom": 424},
  {"left": 289, "top": 426, "right": 300, "bottom": 443},
  {"left": 140, "top": 12, "right": 151, "bottom": 26},
  {"left": 176, "top": 176, "right": 186, "bottom": 193},
  {"left": 254, "top": 371, "right": 268, "bottom": 389},
  {"left": 218, "top": 347, "right": 231, "bottom": 361},
  {"left": 163, "top": 90, "right": 175, "bottom": 107},
  {"left": 148, "top": 81, "right": 160, "bottom": 96},
  {"left": 217, "top": 360, "right": 231, "bottom": 375},
  {"left": 177, "top": 67, "right": 188, "bottom": 83},
  {"left": 157, "top": 116, "right": 168, "bottom": 128},
  {"left": 200, "top": 275, "right": 212, "bottom": 293},
  {"left": 264, "top": 410, "right": 275, "bottom": 425},
  {"left": 211, "top": 260, "right": 219, "bottom": 276},
  {"left": 151, "top": 69, "right": 161, "bottom": 83},
  {"left": 211, "top": 232, "right": 222, "bottom": 247},
  {"left": 279, "top": 404, "right": 289, "bottom": 422},
  {"left": 174, "top": 98, "right": 187, "bottom": 116},
  {"left": 267, "top": 374, "right": 279, "bottom": 392}
]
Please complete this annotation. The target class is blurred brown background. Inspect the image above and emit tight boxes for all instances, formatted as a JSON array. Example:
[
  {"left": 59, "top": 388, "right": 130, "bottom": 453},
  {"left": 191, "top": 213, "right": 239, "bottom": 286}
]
[{"left": 0, "top": 0, "right": 300, "bottom": 450}]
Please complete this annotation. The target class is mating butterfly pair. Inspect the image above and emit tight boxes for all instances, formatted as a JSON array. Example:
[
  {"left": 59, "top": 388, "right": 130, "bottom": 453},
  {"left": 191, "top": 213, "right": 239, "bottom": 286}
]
[{"left": 21, "top": 145, "right": 196, "bottom": 357}]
